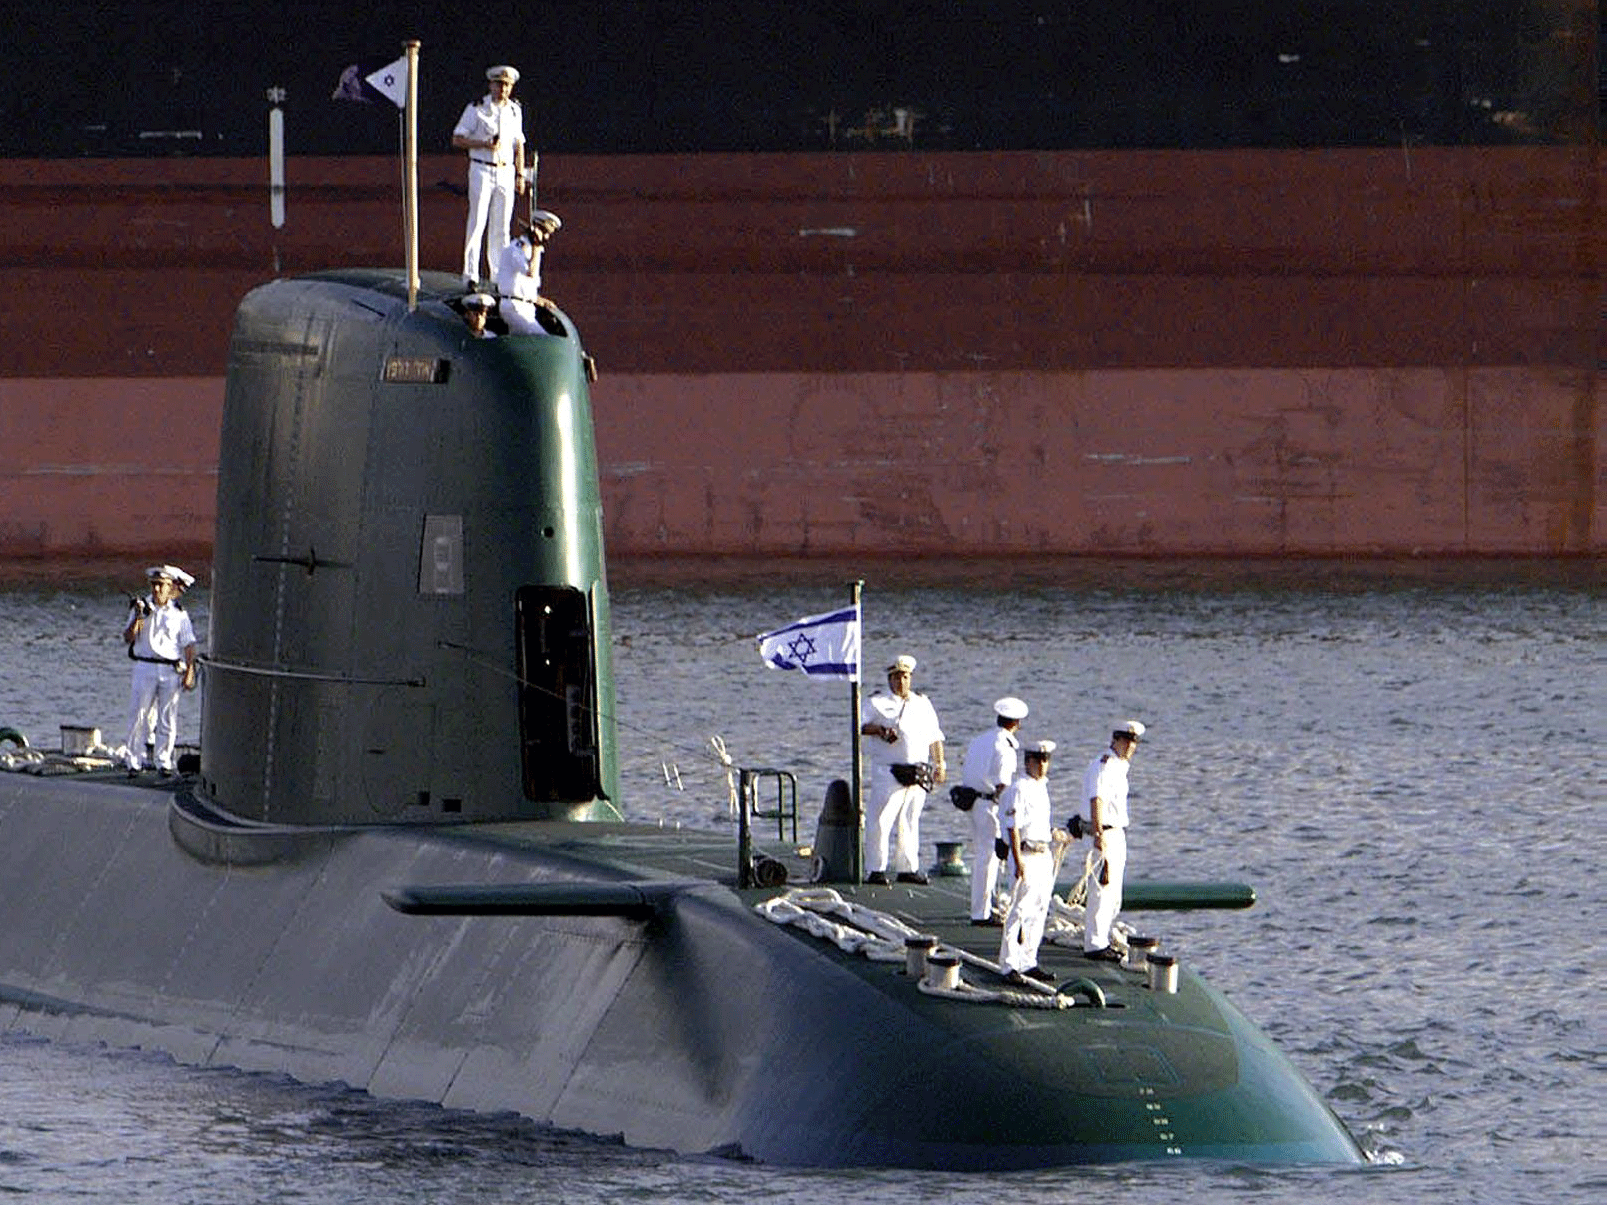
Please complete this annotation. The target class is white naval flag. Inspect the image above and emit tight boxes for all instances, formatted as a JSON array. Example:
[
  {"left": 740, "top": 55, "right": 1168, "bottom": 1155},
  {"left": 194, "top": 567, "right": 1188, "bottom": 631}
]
[
  {"left": 364, "top": 56, "right": 409, "bottom": 109},
  {"left": 756, "top": 604, "right": 861, "bottom": 681}
]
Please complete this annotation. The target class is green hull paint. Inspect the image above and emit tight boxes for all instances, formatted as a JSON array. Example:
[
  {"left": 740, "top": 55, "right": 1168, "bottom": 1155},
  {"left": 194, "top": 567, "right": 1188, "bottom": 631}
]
[{"left": 0, "top": 269, "right": 1364, "bottom": 1169}]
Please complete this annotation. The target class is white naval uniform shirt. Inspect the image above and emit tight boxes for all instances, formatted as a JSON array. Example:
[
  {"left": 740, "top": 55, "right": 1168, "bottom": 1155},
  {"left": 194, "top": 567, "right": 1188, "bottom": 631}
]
[
  {"left": 1081, "top": 747, "right": 1131, "bottom": 828},
  {"left": 961, "top": 727, "right": 1018, "bottom": 799},
  {"left": 1000, "top": 773, "right": 1052, "bottom": 846},
  {"left": 130, "top": 599, "right": 197, "bottom": 663},
  {"left": 453, "top": 96, "right": 524, "bottom": 170},
  {"left": 495, "top": 236, "right": 543, "bottom": 301},
  {"left": 860, "top": 691, "right": 944, "bottom": 769}
]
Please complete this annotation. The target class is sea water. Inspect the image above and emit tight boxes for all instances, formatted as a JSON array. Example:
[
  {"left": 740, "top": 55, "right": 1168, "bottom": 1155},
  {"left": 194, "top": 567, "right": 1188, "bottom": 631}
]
[{"left": 0, "top": 558, "right": 1601, "bottom": 1205}]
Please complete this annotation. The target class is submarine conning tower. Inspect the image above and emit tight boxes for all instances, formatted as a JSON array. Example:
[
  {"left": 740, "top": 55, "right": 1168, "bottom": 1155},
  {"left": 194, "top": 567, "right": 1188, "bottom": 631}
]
[{"left": 199, "top": 268, "right": 617, "bottom": 825}]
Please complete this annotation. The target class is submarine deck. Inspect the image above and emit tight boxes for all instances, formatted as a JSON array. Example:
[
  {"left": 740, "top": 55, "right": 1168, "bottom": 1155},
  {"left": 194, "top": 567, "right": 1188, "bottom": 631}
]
[
  {"left": 451, "top": 817, "right": 1164, "bottom": 1000},
  {"left": 0, "top": 759, "right": 1200, "bottom": 997}
]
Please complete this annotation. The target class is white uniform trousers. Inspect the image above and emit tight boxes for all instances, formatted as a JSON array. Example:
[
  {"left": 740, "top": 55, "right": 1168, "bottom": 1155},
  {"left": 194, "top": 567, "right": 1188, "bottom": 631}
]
[
  {"left": 866, "top": 770, "right": 922, "bottom": 874},
  {"left": 893, "top": 783, "right": 926, "bottom": 874},
  {"left": 999, "top": 847, "right": 1054, "bottom": 973},
  {"left": 969, "top": 799, "right": 1002, "bottom": 919},
  {"left": 1083, "top": 826, "right": 1128, "bottom": 951},
  {"left": 125, "top": 661, "right": 182, "bottom": 770},
  {"left": 463, "top": 162, "right": 515, "bottom": 282}
]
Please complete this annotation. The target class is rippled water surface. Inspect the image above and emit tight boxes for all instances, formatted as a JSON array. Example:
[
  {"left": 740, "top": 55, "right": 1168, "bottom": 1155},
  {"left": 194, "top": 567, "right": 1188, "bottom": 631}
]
[{"left": 0, "top": 559, "right": 1602, "bottom": 1204}]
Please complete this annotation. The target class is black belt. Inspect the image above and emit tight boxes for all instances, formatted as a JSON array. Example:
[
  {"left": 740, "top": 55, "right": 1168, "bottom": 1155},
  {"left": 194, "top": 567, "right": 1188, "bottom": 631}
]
[
  {"left": 469, "top": 155, "right": 507, "bottom": 166},
  {"left": 129, "top": 651, "right": 181, "bottom": 668}
]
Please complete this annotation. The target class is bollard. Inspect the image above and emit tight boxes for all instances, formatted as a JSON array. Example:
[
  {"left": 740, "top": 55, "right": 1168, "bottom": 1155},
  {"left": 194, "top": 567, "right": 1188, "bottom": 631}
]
[
  {"left": 931, "top": 841, "right": 967, "bottom": 877},
  {"left": 905, "top": 934, "right": 937, "bottom": 978},
  {"left": 924, "top": 952, "right": 961, "bottom": 992},
  {"left": 1125, "top": 934, "right": 1158, "bottom": 971},
  {"left": 1147, "top": 953, "right": 1178, "bottom": 993}
]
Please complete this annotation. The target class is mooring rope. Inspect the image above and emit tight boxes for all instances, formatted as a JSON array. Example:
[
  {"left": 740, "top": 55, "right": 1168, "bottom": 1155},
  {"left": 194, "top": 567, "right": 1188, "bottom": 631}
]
[{"left": 755, "top": 886, "right": 1086, "bottom": 1010}]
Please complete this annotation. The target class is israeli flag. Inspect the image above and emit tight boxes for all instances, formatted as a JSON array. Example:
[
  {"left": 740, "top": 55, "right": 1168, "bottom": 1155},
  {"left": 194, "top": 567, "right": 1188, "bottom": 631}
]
[{"left": 757, "top": 604, "right": 860, "bottom": 681}]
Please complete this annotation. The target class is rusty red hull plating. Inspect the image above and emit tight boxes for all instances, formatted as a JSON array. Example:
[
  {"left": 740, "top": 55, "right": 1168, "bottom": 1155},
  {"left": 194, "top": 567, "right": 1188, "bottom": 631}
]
[{"left": 1, "top": 149, "right": 1600, "bottom": 560}]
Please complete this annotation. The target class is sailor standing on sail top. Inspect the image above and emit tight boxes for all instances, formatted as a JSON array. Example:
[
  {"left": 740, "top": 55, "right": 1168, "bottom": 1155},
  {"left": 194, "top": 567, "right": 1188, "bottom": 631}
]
[
  {"left": 859, "top": 655, "right": 945, "bottom": 885},
  {"left": 1080, "top": 719, "right": 1145, "bottom": 960},
  {"left": 452, "top": 65, "right": 527, "bottom": 285},
  {"left": 122, "top": 565, "right": 198, "bottom": 774},
  {"left": 998, "top": 739, "right": 1058, "bottom": 985},
  {"left": 960, "top": 696, "right": 1027, "bottom": 924}
]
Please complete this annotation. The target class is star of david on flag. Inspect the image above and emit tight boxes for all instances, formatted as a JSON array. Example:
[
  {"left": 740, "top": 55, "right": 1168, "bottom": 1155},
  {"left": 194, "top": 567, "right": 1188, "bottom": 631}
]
[
  {"left": 331, "top": 55, "right": 409, "bottom": 109},
  {"left": 756, "top": 604, "right": 860, "bottom": 681}
]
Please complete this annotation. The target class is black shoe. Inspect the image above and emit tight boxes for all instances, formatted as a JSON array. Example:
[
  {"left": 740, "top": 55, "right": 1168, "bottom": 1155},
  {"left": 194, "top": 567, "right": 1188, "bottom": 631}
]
[
  {"left": 1024, "top": 966, "right": 1057, "bottom": 984},
  {"left": 895, "top": 871, "right": 929, "bottom": 885},
  {"left": 864, "top": 871, "right": 891, "bottom": 886},
  {"left": 969, "top": 917, "right": 1000, "bottom": 927},
  {"left": 1083, "top": 946, "right": 1122, "bottom": 962},
  {"left": 1004, "top": 970, "right": 1032, "bottom": 987}
]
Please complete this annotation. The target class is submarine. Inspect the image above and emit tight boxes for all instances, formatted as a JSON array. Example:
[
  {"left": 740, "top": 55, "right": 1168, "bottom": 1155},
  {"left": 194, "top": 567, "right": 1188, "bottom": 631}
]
[{"left": 0, "top": 265, "right": 1364, "bottom": 1169}]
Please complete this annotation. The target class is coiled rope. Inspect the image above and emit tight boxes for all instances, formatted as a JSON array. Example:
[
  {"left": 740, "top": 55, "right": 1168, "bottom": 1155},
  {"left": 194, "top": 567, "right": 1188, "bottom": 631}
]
[{"left": 755, "top": 886, "right": 1085, "bottom": 1010}]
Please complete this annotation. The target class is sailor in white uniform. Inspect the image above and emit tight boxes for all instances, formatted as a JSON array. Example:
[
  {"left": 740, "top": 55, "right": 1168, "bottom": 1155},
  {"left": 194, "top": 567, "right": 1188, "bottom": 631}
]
[
  {"left": 1080, "top": 719, "right": 1145, "bottom": 960},
  {"left": 960, "top": 696, "right": 1027, "bottom": 923},
  {"left": 493, "top": 210, "right": 562, "bottom": 335},
  {"left": 998, "top": 739, "right": 1058, "bottom": 984},
  {"left": 122, "top": 564, "right": 199, "bottom": 773},
  {"left": 452, "top": 64, "right": 528, "bottom": 285},
  {"left": 859, "top": 654, "right": 945, "bottom": 885},
  {"left": 461, "top": 292, "right": 498, "bottom": 338}
]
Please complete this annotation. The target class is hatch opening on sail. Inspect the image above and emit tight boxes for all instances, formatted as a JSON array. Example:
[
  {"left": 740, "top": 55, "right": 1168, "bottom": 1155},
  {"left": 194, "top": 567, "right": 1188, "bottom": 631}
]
[{"left": 514, "top": 584, "right": 602, "bottom": 803}]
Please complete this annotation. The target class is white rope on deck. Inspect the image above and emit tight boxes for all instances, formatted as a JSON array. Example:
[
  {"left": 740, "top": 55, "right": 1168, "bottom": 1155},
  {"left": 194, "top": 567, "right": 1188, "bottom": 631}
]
[
  {"left": 754, "top": 886, "right": 1077, "bottom": 1009},
  {"left": 0, "top": 745, "right": 121, "bottom": 775}
]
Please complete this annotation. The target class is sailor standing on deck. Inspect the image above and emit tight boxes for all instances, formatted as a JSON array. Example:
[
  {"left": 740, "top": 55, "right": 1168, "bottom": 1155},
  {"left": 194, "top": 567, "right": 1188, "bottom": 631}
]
[
  {"left": 998, "top": 740, "right": 1058, "bottom": 985},
  {"left": 452, "top": 65, "right": 527, "bottom": 285},
  {"left": 122, "top": 565, "right": 198, "bottom": 774},
  {"left": 859, "top": 655, "right": 945, "bottom": 885},
  {"left": 959, "top": 696, "right": 1027, "bottom": 924},
  {"left": 1080, "top": 720, "right": 1145, "bottom": 960}
]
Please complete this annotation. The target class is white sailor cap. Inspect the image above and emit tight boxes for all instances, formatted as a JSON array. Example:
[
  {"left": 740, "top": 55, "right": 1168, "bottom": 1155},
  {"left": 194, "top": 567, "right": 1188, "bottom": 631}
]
[
  {"left": 1024, "top": 739, "right": 1056, "bottom": 758},
  {"left": 994, "top": 696, "right": 1029, "bottom": 720},
  {"left": 528, "top": 208, "right": 562, "bottom": 239},
  {"left": 148, "top": 564, "right": 195, "bottom": 587},
  {"left": 463, "top": 292, "right": 496, "bottom": 310},
  {"left": 486, "top": 64, "right": 519, "bottom": 84},
  {"left": 886, "top": 655, "right": 917, "bottom": 675},
  {"left": 1113, "top": 719, "right": 1146, "bottom": 741}
]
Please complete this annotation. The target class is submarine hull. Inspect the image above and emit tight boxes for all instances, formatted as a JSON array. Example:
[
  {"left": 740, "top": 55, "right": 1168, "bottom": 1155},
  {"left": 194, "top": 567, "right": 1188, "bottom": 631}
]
[
  {"left": 0, "top": 772, "right": 1361, "bottom": 1168},
  {"left": 0, "top": 269, "right": 1362, "bottom": 1168}
]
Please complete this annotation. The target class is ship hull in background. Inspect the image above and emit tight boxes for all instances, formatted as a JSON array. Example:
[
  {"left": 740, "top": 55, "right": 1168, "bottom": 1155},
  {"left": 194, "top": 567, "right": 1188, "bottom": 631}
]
[{"left": 0, "top": 147, "right": 1600, "bottom": 559}]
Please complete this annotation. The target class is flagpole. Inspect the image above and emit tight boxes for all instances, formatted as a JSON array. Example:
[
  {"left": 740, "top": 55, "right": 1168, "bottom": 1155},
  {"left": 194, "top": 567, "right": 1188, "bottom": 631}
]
[
  {"left": 403, "top": 39, "right": 421, "bottom": 310},
  {"left": 849, "top": 579, "right": 864, "bottom": 884}
]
